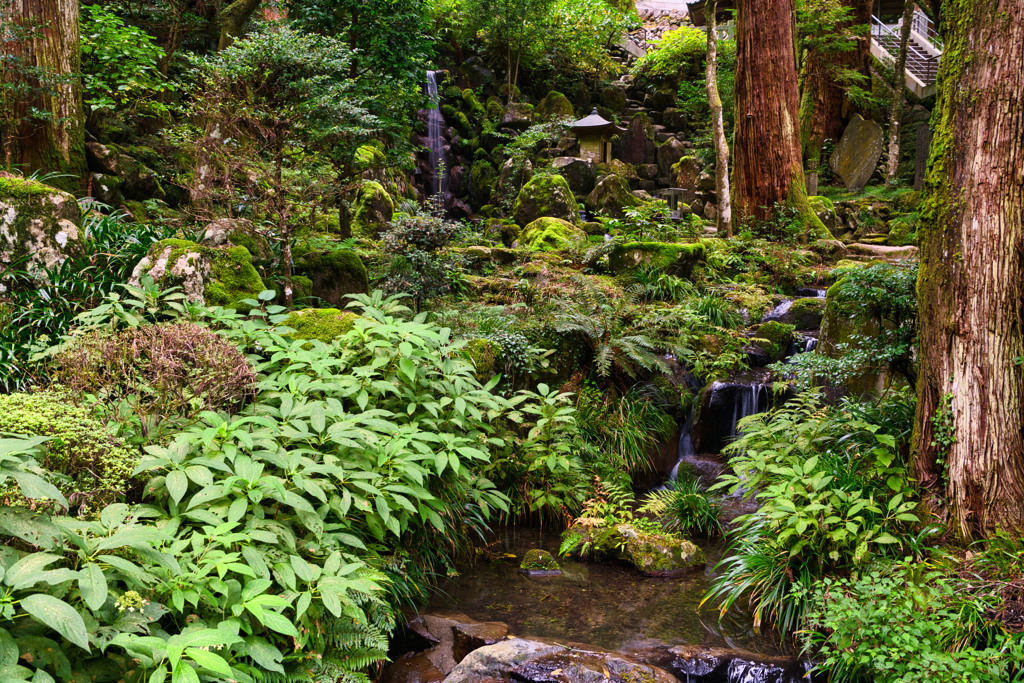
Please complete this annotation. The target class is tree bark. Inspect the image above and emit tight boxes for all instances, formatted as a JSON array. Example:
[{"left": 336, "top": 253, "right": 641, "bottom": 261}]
[
  {"left": 0, "top": 0, "right": 85, "bottom": 186},
  {"left": 799, "top": 0, "right": 872, "bottom": 195},
  {"left": 705, "top": 0, "right": 731, "bottom": 238},
  {"left": 914, "top": 0, "right": 1024, "bottom": 538},
  {"left": 218, "top": 0, "right": 262, "bottom": 50},
  {"left": 885, "top": 1, "right": 915, "bottom": 182},
  {"left": 732, "top": 0, "right": 826, "bottom": 237}
]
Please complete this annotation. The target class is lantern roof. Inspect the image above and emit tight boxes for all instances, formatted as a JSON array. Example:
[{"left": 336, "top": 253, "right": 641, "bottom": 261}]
[{"left": 570, "top": 109, "right": 625, "bottom": 136}]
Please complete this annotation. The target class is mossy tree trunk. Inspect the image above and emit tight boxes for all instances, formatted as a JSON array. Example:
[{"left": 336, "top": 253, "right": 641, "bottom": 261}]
[
  {"left": 218, "top": 0, "right": 262, "bottom": 50},
  {"left": 732, "top": 0, "right": 826, "bottom": 237},
  {"left": 705, "top": 0, "right": 732, "bottom": 238},
  {"left": 799, "top": 0, "right": 872, "bottom": 195},
  {"left": 914, "top": 0, "right": 1024, "bottom": 538},
  {"left": 0, "top": 0, "right": 85, "bottom": 186}
]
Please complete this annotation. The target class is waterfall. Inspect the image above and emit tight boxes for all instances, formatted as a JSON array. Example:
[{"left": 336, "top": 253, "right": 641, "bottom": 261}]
[
  {"left": 668, "top": 408, "right": 697, "bottom": 481},
  {"left": 425, "top": 70, "right": 445, "bottom": 197},
  {"left": 725, "top": 381, "right": 771, "bottom": 439},
  {"left": 795, "top": 287, "right": 827, "bottom": 298},
  {"left": 762, "top": 299, "right": 794, "bottom": 322}
]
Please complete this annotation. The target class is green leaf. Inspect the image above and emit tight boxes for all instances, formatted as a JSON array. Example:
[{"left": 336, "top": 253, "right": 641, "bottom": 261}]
[
  {"left": 79, "top": 563, "right": 108, "bottom": 611},
  {"left": 185, "top": 648, "right": 232, "bottom": 676},
  {"left": 0, "top": 629, "right": 18, "bottom": 667},
  {"left": 166, "top": 470, "right": 188, "bottom": 505},
  {"left": 247, "top": 606, "right": 299, "bottom": 637},
  {"left": 20, "top": 594, "right": 90, "bottom": 652},
  {"left": 244, "top": 637, "right": 284, "bottom": 673}
]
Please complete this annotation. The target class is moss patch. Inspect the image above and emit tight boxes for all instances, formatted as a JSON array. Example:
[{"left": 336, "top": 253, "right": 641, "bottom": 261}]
[
  {"left": 294, "top": 247, "right": 369, "bottom": 307},
  {"left": 520, "top": 217, "right": 586, "bottom": 252},
  {"left": 753, "top": 320, "right": 795, "bottom": 362},
  {"left": 464, "top": 338, "right": 502, "bottom": 380},
  {"left": 608, "top": 241, "right": 707, "bottom": 277},
  {"left": 284, "top": 308, "right": 357, "bottom": 343},
  {"left": 520, "top": 549, "right": 560, "bottom": 571},
  {"left": 513, "top": 174, "right": 578, "bottom": 226}
]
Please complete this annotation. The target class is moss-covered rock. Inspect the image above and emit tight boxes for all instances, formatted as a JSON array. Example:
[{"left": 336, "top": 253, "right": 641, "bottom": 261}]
[
  {"left": 753, "top": 321, "right": 795, "bottom": 362},
  {"left": 470, "top": 160, "right": 498, "bottom": 209},
  {"left": 551, "top": 156, "right": 596, "bottom": 196},
  {"left": 496, "top": 157, "right": 531, "bottom": 203},
  {"left": 519, "top": 549, "right": 561, "bottom": 576},
  {"left": 0, "top": 175, "right": 83, "bottom": 272},
  {"left": 294, "top": 247, "right": 368, "bottom": 307},
  {"left": 513, "top": 174, "right": 578, "bottom": 226},
  {"left": 608, "top": 241, "right": 707, "bottom": 277},
  {"left": 586, "top": 174, "right": 642, "bottom": 219},
  {"left": 560, "top": 522, "right": 704, "bottom": 577},
  {"left": 464, "top": 338, "right": 502, "bottom": 380},
  {"left": 788, "top": 297, "right": 826, "bottom": 330},
  {"left": 462, "top": 88, "right": 486, "bottom": 119},
  {"left": 201, "top": 218, "right": 274, "bottom": 268},
  {"left": 519, "top": 217, "right": 586, "bottom": 252},
  {"left": 129, "top": 238, "right": 265, "bottom": 309},
  {"left": 350, "top": 181, "right": 393, "bottom": 238},
  {"left": 535, "top": 91, "right": 574, "bottom": 121},
  {"left": 284, "top": 308, "right": 357, "bottom": 343},
  {"left": 499, "top": 102, "right": 534, "bottom": 131}
]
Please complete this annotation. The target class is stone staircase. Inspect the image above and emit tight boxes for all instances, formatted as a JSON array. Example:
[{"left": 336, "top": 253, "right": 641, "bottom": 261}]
[{"left": 870, "top": 9, "right": 942, "bottom": 98}]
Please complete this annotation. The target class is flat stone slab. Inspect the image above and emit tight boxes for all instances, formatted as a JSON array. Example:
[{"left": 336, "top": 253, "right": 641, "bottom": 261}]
[{"left": 830, "top": 114, "right": 884, "bottom": 192}]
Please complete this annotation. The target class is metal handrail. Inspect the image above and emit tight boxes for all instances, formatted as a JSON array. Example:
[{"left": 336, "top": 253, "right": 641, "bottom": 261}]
[{"left": 871, "top": 14, "right": 940, "bottom": 82}]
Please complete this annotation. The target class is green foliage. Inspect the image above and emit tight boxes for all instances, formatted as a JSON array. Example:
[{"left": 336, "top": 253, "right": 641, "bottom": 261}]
[
  {"left": 640, "top": 474, "right": 722, "bottom": 538},
  {"left": 780, "top": 260, "right": 918, "bottom": 389},
  {"left": 705, "top": 389, "right": 921, "bottom": 633},
  {"left": 491, "top": 383, "right": 588, "bottom": 521},
  {"left": 802, "top": 559, "right": 1024, "bottom": 682},
  {"left": 0, "top": 389, "right": 137, "bottom": 512},
  {"left": 80, "top": 4, "right": 173, "bottom": 114},
  {"left": 573, "top": 383, "right": 675, "bottom": 476},
  {"left": 380, "top": 210, "right": 464, "bottom": 305}
]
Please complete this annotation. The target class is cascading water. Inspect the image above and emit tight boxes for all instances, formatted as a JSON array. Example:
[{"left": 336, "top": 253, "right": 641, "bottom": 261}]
[
  {"left": 762, "top": 299, "right": 794, "bottom": 322},
  {"left": 794, "top": 287, "right": 827, "bottom": 298},
  {"left": 425, "top": 71, "right": 445, "bottom": 198}
]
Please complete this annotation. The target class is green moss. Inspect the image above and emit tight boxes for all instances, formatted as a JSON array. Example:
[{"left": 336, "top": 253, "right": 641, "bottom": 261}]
[
  {"left": 520, "top": 217, "right": 586, "bottom": 252},
  {"left": 536, "top": 91, "right": 574, "bottom": 120},
  {"left": 354, "top": 143, "right": 386, "bottom": 169},
  {"left": 520, "top": 548, "right": 560, "bottom": 571},
  {"left": 513, "top": 174, "right": 578, "bottom": 226},
  {"left": 608, "top": 241, "right": 707, "bottom": 277},
  {"left": 753, "top": 320, "right": 795, "bottom": 362},
  {"left": 789, "top": 178, "right": 834, "bottom": 241},
  {"left": 351, "top": 181, "right": 394, "bottom": 238},
  {"left": 462, "top": 88, "right": 485, "bottom": 119},
  {"left": 294, "top": 247, "right": 369, "bottom": 307},
  {"left": 283, "top": 308, "right": 357, "bottom": 343},
  {"left": 463, "top": 338, "right": 502, "bottom": 380},
  {"left": 485, "top": 96, "right": 504, "bottom": 121},
  {"left": 0, "top": 176, "right": 57, "bottom": 199},
  {"left": 788, "top": 298, "right": 826, "bottom": 330},
  {"left": 142, "top": 239, "right": 265, "bottom": 310},
  {"left": 0, "top": 388, "right": 137, "bottom": 512}
]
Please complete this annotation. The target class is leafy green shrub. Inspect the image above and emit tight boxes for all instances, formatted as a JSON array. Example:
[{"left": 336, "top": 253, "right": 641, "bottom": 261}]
[
  {"left": 0, "top": 389, "right": 136, "bottom": 512},
  {"left": 802, "top": 560, "right": 1024, "bottom": 682},
  {"left": 380, "top": 211, "right": 464, "bottom": 305},
  {"left": 51, "top": 322, "right": 257, "bottom": 429},
  {"left": 640, "top": 475, "right": 722, "bottom": 537},
  {"left": 705, "top": 390, "right": 921, "bottom": 632},
  {"left": 574, "top": 384, "right": 675, "bottom": 476},
  {"left": 81, "top": 4, "right": 173, "bottom": 114}
]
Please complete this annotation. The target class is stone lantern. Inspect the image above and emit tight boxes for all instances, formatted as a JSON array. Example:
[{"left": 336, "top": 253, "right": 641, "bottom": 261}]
[{"left": 570, "top": 109, "right": 625, "bottom": 164}]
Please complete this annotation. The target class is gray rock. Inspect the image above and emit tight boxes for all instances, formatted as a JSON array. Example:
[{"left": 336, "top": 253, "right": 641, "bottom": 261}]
[
  {"left": 0, "top": 174, "right": 83, "bottom": 274},
  {"left": 85, "top": 142, "right": 119, "bottom": 175},
  {"left": 656, "top": 138, "right": 686, "bottom": 179},
  {"left": 829, "top": 114, "right": 884, "bottom": 192},
  {"left": 551, "top": 157, "right": 595, "bottom": 195},
  {"left": 499, "top": 103, "right": 534, "bottom": 131},
  {"left": 497, "top": 157, "right": 533, "bottom": 200}
]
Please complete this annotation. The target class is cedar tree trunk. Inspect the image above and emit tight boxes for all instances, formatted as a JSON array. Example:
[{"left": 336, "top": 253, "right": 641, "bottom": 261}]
[
  {"left": 914, "top": 0, "right": 1024, "bottom": 538},
  {"left": 799, "top": 0, "right": 872, "bottom": 195},
  {"left": 218, "top": 0, "right": 262, "bottom": 49},
  {"left": 0, "top": 0, "right": 85, "bottom": 185},
  {"left": 732, "top": 0, "right": 826, "bottom": 237},
  {"left": 705, "top": 0, "right": 732, "bottom": 238}
]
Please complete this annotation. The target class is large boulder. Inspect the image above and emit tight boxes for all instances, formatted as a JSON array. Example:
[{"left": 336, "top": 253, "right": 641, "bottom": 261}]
[
  {"left": 614, "top": 112, "right": 658, "bottom": 165},
  {"left": 351, "top": 181, "right": 394, "bottom": 238},
  {"left": 129, "top": 239, "right": 265, "bottom": 309},
  {"left": 496, "top": 158, "right": 532, "bottom": 202},
  {"left": 499, "top": 102, "right": 534, "bottom": 131},
  {"left": 470, "top": 160, "right": 498, "bottom": 208},
  {"left": 551, "top": 157, "right": 595, "bottom": 195},
  {"left": 585, "top": 175, "right": 641, "bottom": 219},
  {"left": 657, "top": 138, "right": 687, "bottom": 179},
  {"left": 672, "top": 156, "right": 703, "bottom": 202},
  {"left": 608, "top": 241, "right": 706, "bottom": 277},
  {"left": 829, "top": 114, "right": 884, "bottom": 192},
  {"left": 446, "top": 639, "right": 679, "bottom": 683},
  {"left": 513, "top": 174, "right": 578, "bottom": 226},
  {"left": 0, "top": 174, "right": 83, "bottom": 273},
  {"left": 535, "top": 91, "right": 574, "bottom": 121},
  {"left": 201, "top": 218, "right": 274, "bottom": 268},
  {"left": 598, "top": 85, "right": 627, "bottom": 113},
  {"left": 294, "top": 247, "right": 369, "bottom": 306},
  {"left": 518, "top": 217, "right": 586, "bottom": 252}
]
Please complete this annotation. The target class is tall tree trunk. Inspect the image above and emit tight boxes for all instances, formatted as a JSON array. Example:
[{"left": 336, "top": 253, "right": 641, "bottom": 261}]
[
  {"left": 885, "top": 1, "right": 915, "bottom": 182},
  {"left": 0, "top": 0, "right": 85, "bottom": 186},
  {"left": 914, "top": 0, "right": 1024, "bottom": 538},
  {"left": 732, "top": 0, "right": 827, "bottom": 237},
  {"left": 218, "top": 0, "right": 262, "bottom": 50},
  {"left": 799, "top": 0, "right": 872, "bottom": 195},
  {"left": 705, "top": 0, "right": 731, "bottom": 238}
]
